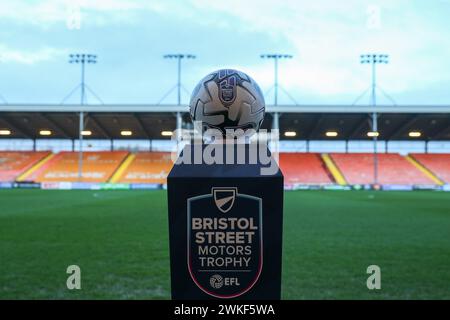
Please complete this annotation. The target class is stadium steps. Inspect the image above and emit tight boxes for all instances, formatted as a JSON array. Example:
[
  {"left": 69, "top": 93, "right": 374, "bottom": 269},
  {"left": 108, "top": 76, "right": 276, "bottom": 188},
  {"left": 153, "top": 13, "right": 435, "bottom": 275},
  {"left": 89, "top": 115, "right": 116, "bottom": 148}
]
[
  {"left": 321, "top": 153, "right": 347, "bottom": 185},
  {"left": 109, "top": 153, "right": 136, "bottom": 183},
  {"left": 16, "top": 152, "right": 55, "bottom": 182},
  {"left": 24, "top": 152, "right": 63, "bottom": 182},
  {"left": 407, "top": 155, "right": 446, "bottom": 185},
  {"left": 0, "top": 151, "right": 52, "bottom": 182}
]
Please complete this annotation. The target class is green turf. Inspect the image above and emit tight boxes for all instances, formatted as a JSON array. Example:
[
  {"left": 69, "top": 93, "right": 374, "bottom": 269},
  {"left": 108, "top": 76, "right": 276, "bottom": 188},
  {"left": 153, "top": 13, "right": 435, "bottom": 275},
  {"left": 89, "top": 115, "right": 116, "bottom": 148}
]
[{"left": 0, "top": 189, "right": 449, "bottom": 299}]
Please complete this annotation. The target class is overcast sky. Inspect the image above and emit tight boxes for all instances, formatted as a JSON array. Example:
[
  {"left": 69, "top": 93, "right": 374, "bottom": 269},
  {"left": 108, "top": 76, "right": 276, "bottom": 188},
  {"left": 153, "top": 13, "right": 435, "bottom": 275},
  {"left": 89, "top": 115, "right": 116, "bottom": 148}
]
[{"left": 0, "top": 0, "right": 449, "bottom": 105}]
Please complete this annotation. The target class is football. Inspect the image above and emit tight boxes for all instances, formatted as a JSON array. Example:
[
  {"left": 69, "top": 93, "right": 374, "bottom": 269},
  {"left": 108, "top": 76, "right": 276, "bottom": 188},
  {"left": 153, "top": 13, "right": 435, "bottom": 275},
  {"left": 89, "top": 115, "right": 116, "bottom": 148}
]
[{"left": 189, "top": 69, "right": 265, "bottom": 135}]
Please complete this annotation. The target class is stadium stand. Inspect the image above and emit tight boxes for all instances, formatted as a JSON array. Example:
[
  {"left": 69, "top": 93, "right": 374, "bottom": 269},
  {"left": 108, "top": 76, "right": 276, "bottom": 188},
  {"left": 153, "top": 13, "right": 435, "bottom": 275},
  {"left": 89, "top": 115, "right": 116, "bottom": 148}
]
[
  {"left": 330, "top": 153, "right": 435, "bottom": 185},
  {"left": 279, "top": 153, "right": 333, "bottom": 185},
  {"left": 410, "top": 154, "right": 450, "bottom": 184},
  {"left": 1, "top": 148, "right": 449, "bottom": 187},
  {"left": 0, "top": 151, "right": 51, "bottom": 182},
  {"left": 28, "top": 151, "right": 129, "bottom": 183},
  {"left": 115, "top": 152, "right": 172, "bottom": 184}
]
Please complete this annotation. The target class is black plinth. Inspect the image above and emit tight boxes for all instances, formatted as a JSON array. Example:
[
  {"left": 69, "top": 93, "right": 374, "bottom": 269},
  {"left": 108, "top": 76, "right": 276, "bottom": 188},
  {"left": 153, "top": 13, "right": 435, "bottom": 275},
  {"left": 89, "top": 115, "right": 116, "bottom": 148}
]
[{"left": 167, "top": 144, "right": 283, "bottom": 300}]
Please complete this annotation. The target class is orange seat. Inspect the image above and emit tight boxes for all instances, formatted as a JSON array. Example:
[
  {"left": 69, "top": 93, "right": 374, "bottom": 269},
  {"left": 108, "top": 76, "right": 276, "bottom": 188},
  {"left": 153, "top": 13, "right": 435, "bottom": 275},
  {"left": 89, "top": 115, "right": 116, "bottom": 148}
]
[
  {"left": 279, "top": 153, "right": 333, "bottom": 185},
  {"left": 117, "top": 152, "right": 172, "bottom": 184},
  {"left": 411, "top": 154, "right": 450, "bottom": 183},
  {"left": 0, "top": 151, "right": 50, "bottom": 182},
  {"left": 33, "top": 151, "right": 129, "bottom": 183},
  {"left": 331, "top": 153, "right": 434, "bottom": 185}
]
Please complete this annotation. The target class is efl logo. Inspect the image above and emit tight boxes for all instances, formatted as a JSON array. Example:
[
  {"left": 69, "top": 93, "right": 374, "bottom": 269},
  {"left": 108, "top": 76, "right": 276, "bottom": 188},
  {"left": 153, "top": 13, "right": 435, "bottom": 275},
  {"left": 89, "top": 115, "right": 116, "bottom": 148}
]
[
  {"left": 187, "top": 187, "right": 263, "bottom": 298},
  {"left": 210, "top": 274, "right": 241, "bottom": 289}
]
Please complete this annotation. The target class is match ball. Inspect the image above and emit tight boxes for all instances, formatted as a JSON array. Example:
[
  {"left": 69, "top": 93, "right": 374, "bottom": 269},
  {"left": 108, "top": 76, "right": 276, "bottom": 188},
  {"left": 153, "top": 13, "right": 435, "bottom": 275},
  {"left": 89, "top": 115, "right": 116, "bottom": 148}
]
[{"left": 189, "top": 69, "right": 265, "bottom": 135}]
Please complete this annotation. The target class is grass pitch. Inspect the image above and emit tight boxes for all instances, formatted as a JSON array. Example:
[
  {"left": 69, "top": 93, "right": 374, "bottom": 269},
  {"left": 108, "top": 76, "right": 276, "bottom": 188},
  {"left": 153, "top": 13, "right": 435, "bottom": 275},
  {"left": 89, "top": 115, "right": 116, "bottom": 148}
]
[{"left": 0, "top": 189, "right": 449, "bottom": 299}]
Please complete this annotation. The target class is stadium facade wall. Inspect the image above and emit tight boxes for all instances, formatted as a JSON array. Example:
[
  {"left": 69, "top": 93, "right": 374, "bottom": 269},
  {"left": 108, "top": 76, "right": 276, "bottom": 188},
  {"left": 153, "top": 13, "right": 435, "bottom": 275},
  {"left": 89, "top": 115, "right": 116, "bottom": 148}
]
[
  {"left": 112, "top": 139, "right": 151, "bottom": 151},
  {"left": 386, "top": 141, "right": 426, "bottom": 154},
  {"left": 0, "top": 139, "right": 34, "bottom": 151},
  {"left": 308, "top": 140, "right": 347, "bottom": 153},
  {"left": 427, "top": 141, "right": 450, "bottom": 153},
  {"left": 73, "top": 140, "right": 113, "bottom": 151},
  {"left": 36, "top": 139, "right": 73, "bottom": 153},
  {"left": 347, "top": 140, "right": 387, "bottom": 153}
]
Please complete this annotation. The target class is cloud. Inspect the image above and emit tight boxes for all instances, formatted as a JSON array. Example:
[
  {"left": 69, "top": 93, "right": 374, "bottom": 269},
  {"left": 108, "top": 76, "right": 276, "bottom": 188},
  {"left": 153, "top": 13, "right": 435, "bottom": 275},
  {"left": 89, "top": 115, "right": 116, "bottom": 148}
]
[
  {"left": 0, "top": 44, "right": 66, "bottom": 64},
  {"left": 0, "top": 0, "right": 197, "bottom": 28},
  {"left": 0, "top": 0, "right": 448, "bottom": 103},
  {"left": 189, "top": 0, "right": 450, "bottom": 100}
]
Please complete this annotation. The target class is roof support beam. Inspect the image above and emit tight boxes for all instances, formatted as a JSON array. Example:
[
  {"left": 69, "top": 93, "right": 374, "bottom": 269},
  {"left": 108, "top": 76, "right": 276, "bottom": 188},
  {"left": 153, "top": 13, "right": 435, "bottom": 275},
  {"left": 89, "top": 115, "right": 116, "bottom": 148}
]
[
  {"left": 426, "top": 117, "right": 450, "bottom": 140},
  {"left": 306, "top": 115, "right": 324, "bottom": 139},
  {"left": 348, "top": 114, "right": 371, "bottom": 139},
  {"left": 86, "top": 114, "right": 111, "bottom": 138},
  {"left": 40, "top": 113, "right": 72, "bottom": 138},
  {"left": 0, "top": 115, "right": 34, "bottom": 138},
  {"left": 429, "top": 119, "right": 450, "bottom": 139},
  {"left": 132, "top": 113, "right": 151, "bottom": 138},
  {"left": 387, "top": 115, "right": 419, "bottom": 140}
]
